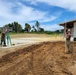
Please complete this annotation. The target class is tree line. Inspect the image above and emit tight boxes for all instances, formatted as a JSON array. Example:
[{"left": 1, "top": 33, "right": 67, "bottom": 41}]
[
  {"left": 3, "top": 21, "right": 44, "bottom": 33},
  {"left": 0, "top": 21, "right": 63, "bottom": 34}
]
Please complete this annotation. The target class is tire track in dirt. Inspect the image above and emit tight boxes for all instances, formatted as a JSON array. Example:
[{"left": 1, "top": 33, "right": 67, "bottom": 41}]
[{"left": 0, "top": 42, "right": 76, "bottom": 75}]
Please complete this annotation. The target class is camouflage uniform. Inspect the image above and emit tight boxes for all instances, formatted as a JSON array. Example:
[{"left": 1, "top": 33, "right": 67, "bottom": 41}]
[{"left": 66, "top": 30, "right": 71, "bottom": 52}]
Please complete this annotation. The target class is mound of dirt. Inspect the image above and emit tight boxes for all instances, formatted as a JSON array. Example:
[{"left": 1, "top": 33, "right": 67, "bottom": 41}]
[{"left": 0, "top": 41, "right": 76, "bottom": 75}]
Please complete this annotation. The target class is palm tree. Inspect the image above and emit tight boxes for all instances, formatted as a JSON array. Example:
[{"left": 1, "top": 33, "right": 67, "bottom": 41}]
[
  {"left": 25, "top": 23, "right": 31, "bottom": 32},
  {"left": 32, "top": 25, "right": 37, "bottom": 32},
  {"left": 35, "top": 21, "right": 40, "bottom": 32}
]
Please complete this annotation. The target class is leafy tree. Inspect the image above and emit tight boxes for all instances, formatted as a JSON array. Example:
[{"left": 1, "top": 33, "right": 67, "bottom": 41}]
[
  {"left": 0, "top": 30, "right": 2, "bottom": 33},
  {"left": 13, "top": 22, "right": 18, "bottom": 33},
  {"left": 39, "top": 27, "right": 44, "bottom": 32},
  {"left": 17, "top": 24, "right": 22, "bottom": 32},
  {"left": 8, "top": 23, "right": 12, "bottom": 27},
  {"left": 25, "top": 23, "right": 31, "bottom": 32},
  {"left": 3, "top": 24, "right": 9, "bottom": 27},
  {"left": 4, "top": 23, "right": 12, "bottom": 27},
  {"left": 13, "top": 22, "right": 22, "bottom": 33},
  {"left": 11, "top": 23, "right": 15, "bottom": 32},
  {"left": 3, "top": 22, "right": 22, "bottom": 33},
  {"left": 55, "top": 30, "right": 60, "bottom": 33}
]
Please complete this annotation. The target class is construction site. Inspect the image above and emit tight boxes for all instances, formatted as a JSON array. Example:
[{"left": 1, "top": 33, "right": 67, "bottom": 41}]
[
  {"left": 0, "top": 33, "right": 76, "bottom": 75},
  {"left": 1, "top": 0, "right": 76, "bottom": 74}
]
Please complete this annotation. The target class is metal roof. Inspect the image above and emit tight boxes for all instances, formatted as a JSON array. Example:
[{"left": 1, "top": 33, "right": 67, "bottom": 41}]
[{"left": 59, "top": 19, "right": 76, "bottom": 26}]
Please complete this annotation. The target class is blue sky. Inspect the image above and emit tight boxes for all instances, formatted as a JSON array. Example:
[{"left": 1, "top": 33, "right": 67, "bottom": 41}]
[{"left": 0, "top": 0, "right": 76, "bottom": 31}]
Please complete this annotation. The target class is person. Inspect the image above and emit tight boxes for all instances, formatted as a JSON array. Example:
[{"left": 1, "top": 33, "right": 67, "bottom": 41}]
[
  {"left": 66, "top": 29, "right": 71, "bottom": 53},
  {"left": 1, "top": 31, "right": 6, "bottom": 46},
  {"left": 5, "top": 28, "right": 12, "bottom": 46}
]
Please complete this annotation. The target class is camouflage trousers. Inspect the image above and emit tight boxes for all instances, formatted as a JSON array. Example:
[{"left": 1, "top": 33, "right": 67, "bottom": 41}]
[{"left": 66, "top": 39, "right": 70, "bottom": 51}]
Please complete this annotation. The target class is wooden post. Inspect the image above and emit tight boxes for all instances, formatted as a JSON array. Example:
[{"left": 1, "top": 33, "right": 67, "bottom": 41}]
[{"left": 65, "top": 22, "right": 67, "bottom": 53}]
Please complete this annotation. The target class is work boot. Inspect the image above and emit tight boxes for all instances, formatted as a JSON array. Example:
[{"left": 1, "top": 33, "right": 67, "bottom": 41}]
[
  {"left": 65, "top": 50, "right": 71, "bottom": 54},
  {"left": 3, "top": 45, "right": 7, "bottom": 47},
  {"left": 68, "top": 50, "right": 72, "bottom": 53}
]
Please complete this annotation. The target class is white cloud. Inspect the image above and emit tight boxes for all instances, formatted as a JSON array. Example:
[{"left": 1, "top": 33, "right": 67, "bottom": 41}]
[
  {"left": 25, "top": 0, "right": 76, "bottom": 12},
  {"left": 39, "top": 16, "right": 57, "bottom": 23},
  {"left": 24, "top": 0, "right": 37, "bottom": 5},
  {"left": 41, "top": 24, "right": 63, "bottom": 31},
  {"left": 0, "top": 0, "right": 57, "bottom": 28}
]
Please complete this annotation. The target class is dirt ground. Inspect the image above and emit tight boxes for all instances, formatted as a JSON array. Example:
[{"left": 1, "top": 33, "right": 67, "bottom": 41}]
[
  {"left": 0, "top": 34, "right": 64, "bottom": 57},
  {"left": 0, "top": 41, "right": 76, "bottom": 75}
]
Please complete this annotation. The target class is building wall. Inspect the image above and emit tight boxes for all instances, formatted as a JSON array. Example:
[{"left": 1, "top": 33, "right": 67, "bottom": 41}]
[
  {"left": 70, "top": 27, "right": 74, "bottom": 41},
  {"left": 74, "top": 22, "right": 76, "bottom": 38}
]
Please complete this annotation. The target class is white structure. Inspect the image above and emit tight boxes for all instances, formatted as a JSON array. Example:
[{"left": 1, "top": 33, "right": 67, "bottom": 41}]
[{"left": 59, "top": 20, "right": 76, "bottom": 41}]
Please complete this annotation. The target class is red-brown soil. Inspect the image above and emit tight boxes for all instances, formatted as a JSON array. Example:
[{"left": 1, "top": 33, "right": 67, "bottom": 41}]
[{"left": 0, "top": 41, "right": 76, "bottom": 75}]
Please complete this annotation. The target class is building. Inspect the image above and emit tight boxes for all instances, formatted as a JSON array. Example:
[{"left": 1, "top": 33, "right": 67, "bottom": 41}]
[
  {"left": 59, "top": 19, "right": 76, "bottom": 41},
  {"left": 0, "top": 27, "right": 13, "bottom": 32},
  {"left": 7, "top": 27, "right": 13, "bottom": 32}
]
